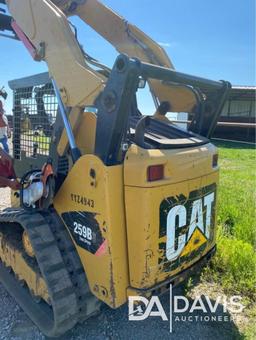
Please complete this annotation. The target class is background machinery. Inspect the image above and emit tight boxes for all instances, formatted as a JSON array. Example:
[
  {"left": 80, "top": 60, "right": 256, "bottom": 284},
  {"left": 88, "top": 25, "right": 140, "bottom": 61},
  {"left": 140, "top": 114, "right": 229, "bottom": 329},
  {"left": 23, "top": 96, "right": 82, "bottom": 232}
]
[{"left": 0, "top": 0, "right": 230, "bottom": 336}]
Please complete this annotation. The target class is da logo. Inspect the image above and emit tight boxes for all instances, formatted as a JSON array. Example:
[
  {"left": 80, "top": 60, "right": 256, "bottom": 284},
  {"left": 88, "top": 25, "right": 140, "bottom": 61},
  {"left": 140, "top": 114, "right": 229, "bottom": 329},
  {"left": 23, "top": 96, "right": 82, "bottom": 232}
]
[
  {"left": 160, "top": 184, "right": 216, "bottom": 262},
  {"left": 128, "top": 288, "right": 245, "bottom": 331},
  {"left": 128, "top": 296, "right": 168, "bottom": 321}
]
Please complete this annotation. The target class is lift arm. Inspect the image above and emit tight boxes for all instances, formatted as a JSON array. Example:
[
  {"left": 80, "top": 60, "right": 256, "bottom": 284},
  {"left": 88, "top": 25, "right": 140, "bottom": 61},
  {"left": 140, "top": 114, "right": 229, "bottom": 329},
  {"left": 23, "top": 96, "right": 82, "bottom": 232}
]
[
  {"left": 53, "top": 0, "right": 198, "bottom": 112},
  {"left": 5, "top": 0, "right": 106, "bottom": 107},
  {"left": 4, "top": 0, "right": 197, "bottom": 112},
  {"left": 72, "top": 0, "right": 198, "bottom": 111}
]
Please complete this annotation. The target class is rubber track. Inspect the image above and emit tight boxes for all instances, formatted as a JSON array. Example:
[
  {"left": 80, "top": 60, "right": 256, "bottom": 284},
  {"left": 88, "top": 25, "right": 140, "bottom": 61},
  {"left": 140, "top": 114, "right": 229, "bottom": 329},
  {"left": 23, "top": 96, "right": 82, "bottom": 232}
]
[{"left": 0, "top": 208, "right": 101, "bottom": 337}]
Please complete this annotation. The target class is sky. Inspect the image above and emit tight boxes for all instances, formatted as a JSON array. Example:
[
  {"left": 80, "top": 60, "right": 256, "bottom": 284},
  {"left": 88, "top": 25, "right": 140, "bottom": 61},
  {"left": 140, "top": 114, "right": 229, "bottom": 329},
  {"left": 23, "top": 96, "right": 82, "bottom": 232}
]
[{"left": 0, "top": 0, "right": 255, "bottom": 115}]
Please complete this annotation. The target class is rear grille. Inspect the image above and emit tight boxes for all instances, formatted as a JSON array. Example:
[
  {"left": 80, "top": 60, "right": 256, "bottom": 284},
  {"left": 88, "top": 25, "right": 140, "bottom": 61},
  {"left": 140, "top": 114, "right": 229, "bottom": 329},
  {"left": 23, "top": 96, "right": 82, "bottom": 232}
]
[{"left": 57, "top": 155, "right": 69, "bottom": 175}]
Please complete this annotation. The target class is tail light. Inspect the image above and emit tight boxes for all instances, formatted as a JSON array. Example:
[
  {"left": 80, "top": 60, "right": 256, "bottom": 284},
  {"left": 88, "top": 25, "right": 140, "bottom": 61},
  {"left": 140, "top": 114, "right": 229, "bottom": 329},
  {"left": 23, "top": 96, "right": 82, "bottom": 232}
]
[
  {"left": 212, "top": 154, "right": 218, "bottom": 168},
  {"left": 147, "top": 165, "right": 164, "bottom": 182}
]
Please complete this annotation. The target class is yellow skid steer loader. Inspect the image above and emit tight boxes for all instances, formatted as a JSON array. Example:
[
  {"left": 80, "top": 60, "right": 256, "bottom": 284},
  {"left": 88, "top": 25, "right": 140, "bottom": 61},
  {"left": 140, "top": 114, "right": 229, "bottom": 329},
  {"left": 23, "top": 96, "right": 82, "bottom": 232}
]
[{"left": 0, "top": 0, "right": 230, "bottom": 336}]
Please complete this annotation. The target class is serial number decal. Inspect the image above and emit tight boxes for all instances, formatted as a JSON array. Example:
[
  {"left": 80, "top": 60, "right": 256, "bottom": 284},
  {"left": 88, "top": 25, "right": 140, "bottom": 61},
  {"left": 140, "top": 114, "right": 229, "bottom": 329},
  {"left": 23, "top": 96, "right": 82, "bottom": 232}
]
[
  {"left": 62, "top": 211, "right": 104, "bottom": 254},
  {"left": 71, "top": 193, "right": 95, "bottom": 208}
]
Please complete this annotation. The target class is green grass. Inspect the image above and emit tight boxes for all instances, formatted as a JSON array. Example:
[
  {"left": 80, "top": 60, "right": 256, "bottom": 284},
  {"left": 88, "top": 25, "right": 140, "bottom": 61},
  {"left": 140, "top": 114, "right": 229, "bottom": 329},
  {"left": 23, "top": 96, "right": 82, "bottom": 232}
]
[
  {"left": 216, "top": 141, "right": 256, "bottom": 246},
  {"left": 204, "top": 141, "right": 256, "bottom": 300},
  {"left": 243, "top": 306, "right": 256, "bottom": 339}
]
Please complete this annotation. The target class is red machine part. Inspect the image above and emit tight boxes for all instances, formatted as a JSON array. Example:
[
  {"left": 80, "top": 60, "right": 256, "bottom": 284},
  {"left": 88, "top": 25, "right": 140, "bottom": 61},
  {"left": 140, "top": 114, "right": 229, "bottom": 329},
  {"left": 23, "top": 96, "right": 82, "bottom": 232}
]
[
  {"left": 11, "top": 21, "right": 42, "bottom": 61},
  {"left": 41, "top": 162, "right": 54, "bottom": 197}
]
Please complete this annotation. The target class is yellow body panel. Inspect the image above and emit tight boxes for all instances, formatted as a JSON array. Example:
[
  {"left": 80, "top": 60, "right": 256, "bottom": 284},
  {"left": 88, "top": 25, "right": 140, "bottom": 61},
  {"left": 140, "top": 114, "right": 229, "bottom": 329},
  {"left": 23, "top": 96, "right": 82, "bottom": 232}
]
[
  {"left": 124, "top": 143, "right": 218, "bottom": 187},
  {"left": 76, "top": 111, "right": 97, "bottom": 155},
  {"left": 54, "top": 142, "right": 218, "bottom": 304},
  {"left": 58, "top": 110, "right": 97, "bottom": 156},
  {"left": 124, "top": 143, "right": 218, "bottom": 289},
  {"left": 53, "top": 155, "right": 129, "bottom": 308}
]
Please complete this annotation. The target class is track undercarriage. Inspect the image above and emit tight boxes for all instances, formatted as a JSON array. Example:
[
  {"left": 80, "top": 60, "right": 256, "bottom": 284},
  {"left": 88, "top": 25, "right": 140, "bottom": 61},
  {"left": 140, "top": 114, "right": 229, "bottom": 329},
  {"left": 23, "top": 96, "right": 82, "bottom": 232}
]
[{"left": 0, "top": 208, "right": 101, "bottom": 337}]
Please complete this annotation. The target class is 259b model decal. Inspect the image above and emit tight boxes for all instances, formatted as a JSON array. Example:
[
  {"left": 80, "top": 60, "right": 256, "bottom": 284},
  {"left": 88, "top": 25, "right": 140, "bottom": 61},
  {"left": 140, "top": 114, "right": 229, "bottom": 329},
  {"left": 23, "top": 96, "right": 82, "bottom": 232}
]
[
  {"left": 73, "top": 221, "right": 93, "bottom": 243},
  {"left": 62, "top": 211, "right": 105, "bottom": 254}
]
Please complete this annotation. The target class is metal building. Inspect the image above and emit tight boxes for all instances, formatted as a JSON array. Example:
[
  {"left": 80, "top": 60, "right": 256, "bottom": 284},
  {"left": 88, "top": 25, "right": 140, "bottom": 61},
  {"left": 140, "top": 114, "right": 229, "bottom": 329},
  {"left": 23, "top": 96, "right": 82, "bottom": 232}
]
[{"left": 213, "top": 86, "right": 256, "bottom": 142}]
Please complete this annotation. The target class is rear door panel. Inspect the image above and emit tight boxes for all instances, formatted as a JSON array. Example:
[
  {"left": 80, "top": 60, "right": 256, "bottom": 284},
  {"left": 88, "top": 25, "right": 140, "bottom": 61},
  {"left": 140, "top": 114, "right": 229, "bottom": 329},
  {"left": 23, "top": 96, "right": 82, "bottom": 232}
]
[{"left": 124, "top": 144, "right": 218, "bottom": 289}]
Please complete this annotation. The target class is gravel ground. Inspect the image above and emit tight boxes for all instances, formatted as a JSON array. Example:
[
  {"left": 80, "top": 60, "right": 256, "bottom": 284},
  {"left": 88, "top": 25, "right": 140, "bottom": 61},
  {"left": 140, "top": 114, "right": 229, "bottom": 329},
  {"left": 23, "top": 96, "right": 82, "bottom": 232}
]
[
  {"left": 0, "top": 283, "right": 241, "bottom": 340},
  {"left": 0, "top": 188, "right": 242, "bottom": 340}
]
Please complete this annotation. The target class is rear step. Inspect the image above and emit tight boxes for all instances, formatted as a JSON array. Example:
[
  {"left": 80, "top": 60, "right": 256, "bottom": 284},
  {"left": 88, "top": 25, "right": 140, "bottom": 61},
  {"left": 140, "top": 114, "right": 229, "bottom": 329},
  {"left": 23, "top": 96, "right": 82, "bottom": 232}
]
[{"left": 0, "top": 208, "right": 101, "bottom": 337}]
